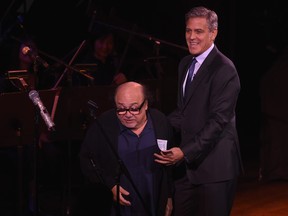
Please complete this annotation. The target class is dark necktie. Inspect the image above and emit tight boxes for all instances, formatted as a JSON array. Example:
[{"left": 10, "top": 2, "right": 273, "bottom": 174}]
[{"left": 184, "top": 58, "right": 197, "bottom": 99}]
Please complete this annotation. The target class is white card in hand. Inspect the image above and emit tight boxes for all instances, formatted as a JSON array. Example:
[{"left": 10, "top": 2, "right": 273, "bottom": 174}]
[{"left": 157, "top": 139, "right": 167, "bottom": 151}]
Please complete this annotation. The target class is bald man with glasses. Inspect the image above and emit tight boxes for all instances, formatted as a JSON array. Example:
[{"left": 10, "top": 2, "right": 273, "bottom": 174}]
[{"left": 79, "top": 81, "right": 175, "bottom": 216}]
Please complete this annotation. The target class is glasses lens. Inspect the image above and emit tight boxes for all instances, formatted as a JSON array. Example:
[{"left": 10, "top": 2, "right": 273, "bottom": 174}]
[
  {"left": 116, "top": 109, "right": 127, "bottom": 115},
  {"left": 116, "top": 100, "right": 145, "bottom": 115},
  {"left": 129, "top": 109, "right": 140, "bottom": 115}
]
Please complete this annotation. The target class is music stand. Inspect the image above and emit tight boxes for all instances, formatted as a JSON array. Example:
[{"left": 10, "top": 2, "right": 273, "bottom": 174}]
[
  {"left": 51, "top": 85, "right": 114, "bottom": 141},
  {"left": 73, "top": 64, "right": 98, "bottom": 73},
  {"left": 0, "top": 89, "right": 59, "bottom": 216}
]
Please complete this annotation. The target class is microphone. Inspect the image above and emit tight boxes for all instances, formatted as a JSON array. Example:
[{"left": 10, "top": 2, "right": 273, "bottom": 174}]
[
  {"left": 22, "top": 46, "right": 49, "bottom": 68},
  {"left": 29, "top": 90, "right": 55, "bottom": 131}
]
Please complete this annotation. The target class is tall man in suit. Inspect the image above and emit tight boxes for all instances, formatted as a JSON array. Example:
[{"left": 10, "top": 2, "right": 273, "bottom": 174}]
[{"left": 154, "top": 6, "right": 243, "bottom": 216}]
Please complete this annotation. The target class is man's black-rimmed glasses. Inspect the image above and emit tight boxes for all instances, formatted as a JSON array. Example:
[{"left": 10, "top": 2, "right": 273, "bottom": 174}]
[{"left": 116, "top": 100, "right": 146, "bottom": 115}]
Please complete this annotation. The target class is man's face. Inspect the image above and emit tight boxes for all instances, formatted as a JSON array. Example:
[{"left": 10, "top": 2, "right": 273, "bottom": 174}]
[
  {"left": 115, "top": 86, "right": 147, "bottom": 130},
  {"left": 94, "top": 34, "right": 114, "bottom": 60},
  {"left": 185, "top": 17, "right": 217, "bottom": 56}
]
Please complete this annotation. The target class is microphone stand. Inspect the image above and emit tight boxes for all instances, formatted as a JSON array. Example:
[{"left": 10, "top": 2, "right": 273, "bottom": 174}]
[
  {"left": 18, "top": 76, "right": 40, "bottom": 216},
  {"left": 53, "top": 9, "right": 97, "bottom": 89},
  {"left": 94, "top": 119, "right": 153, "bottom": 216},
  {"left": 24, "top": 79, "right": 53, "bottom": 216},
  {"left": 9, "top": 35, "right": 94, "bottom": 90},
  {"left": 29, "top": 88, "right": 56, "bottom": 216},
  {"left": 94, "top": 21, "right": 187, "bottom": 79},
  {"left": 52, "top": 40, "right": 88, "bottom": 89},
  {"left": 30, "top": 98, "right": 40, "bottom": 216},
  {"left": 39, "top": 46, "right": 94, "bottom": 90},
  {"left": 94, "top": 20, "right": 188, "bottom": 51}
]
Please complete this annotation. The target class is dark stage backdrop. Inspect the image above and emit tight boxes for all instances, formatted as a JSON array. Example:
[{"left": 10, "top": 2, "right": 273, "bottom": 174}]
[{"left": 1, "top": 0, "right": 288, "bottom": 170}]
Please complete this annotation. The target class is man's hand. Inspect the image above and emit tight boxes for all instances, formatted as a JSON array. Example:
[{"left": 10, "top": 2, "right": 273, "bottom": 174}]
[
  {"left": 111, "top": 185, "right": 131, "bottom": 206},
  {"left": 165, "top": 198, "right": 173, "bottom": 216},
  {"left": 154, "top": 147, "right": 184, "bottom": 165}
]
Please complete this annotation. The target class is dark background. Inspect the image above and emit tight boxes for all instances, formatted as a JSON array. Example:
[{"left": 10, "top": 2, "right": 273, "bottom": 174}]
[
  {"left": 1, "top": 1, "right": 288, "bottom": 215},
  {"left": 1, "top": 0, "right": 288, "bottom": 167},
  {"left": 0, "top": 0, "right": 287, "bottom": 170}
]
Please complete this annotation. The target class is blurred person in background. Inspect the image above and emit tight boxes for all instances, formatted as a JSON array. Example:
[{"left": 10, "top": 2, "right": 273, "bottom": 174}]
[{"left": 72, "top": 25, "right": 128, "bottom": 86}]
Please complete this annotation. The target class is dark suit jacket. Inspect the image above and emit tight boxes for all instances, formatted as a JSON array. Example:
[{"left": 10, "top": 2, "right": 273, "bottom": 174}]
[
  {"left": 79, "top": 108, "right": 174, "bottom": 216},
  {"left": 169, "top": 45, "right": 243, "bottom": 184}
]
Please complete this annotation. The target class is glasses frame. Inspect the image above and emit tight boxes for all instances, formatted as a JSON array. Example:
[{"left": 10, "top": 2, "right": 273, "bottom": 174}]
[{"left": 116, "top": 100, "right": 146, "bottom": 115}]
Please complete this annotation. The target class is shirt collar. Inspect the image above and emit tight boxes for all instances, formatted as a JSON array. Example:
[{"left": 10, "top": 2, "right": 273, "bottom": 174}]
[{"left": 194, "top": 43, "right": 214, "bottom": 65}]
